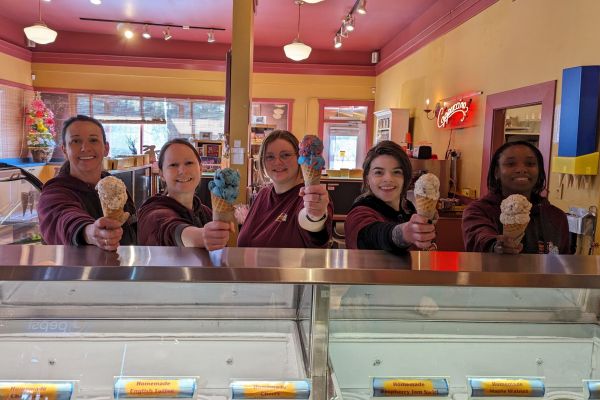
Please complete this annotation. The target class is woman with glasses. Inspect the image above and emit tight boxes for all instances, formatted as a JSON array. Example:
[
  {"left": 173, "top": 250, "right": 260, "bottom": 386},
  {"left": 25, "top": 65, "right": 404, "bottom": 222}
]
[
  {"left": 237, "top": 130, "right": 333, "bottom": 248},
  {"left": 345, "top": 141, "right": 436, "bottom": 251}
]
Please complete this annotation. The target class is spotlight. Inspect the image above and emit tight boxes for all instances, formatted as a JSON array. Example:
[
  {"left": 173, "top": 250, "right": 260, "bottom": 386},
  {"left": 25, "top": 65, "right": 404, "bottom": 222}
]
[
  {"left": 356, "top": 0, "right": 367, "bottom": 14},
  {"left": 124, "top": 26, "right": 134, "bottom": 39},
  {"left": 163, "top": 28, "right": 172, "bottom": 40},
  {"left": 142, "top": 25, "right": 151, "bottom": 39},
  {"left": 334, "top": 34, "right": 342, "bottom": 48},
  {"left": 344, "top": 15, "right": 355, "bottom": 32},
  {"left": 207, "top": 30, "right": 215, "bottom": 43},
  {"left": 90, "top": 0, "right": 102, "bottom": 4}
]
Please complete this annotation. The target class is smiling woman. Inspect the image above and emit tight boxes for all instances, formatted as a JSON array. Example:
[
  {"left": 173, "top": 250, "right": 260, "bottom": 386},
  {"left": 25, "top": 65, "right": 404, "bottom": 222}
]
[
  {"left": 37, "top": 115, "right": 137, "bottom": 250},
  {"left": 462, "top": 140, "right": 571, "bottom": 255},
  {"left": 136, "top": 138, "right": 232, "bottom": 249}
]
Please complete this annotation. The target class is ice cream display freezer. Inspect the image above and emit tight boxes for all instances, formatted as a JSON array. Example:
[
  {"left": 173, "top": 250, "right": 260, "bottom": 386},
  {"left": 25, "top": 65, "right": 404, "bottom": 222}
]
[{"left": 1, "top": 247, "right": 600, "bottom": 400}]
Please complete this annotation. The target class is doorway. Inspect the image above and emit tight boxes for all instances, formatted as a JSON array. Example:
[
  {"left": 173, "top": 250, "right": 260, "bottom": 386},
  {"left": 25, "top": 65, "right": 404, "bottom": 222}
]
[
  {"left": 318, "top": 99, "right": 374, "bottom": 170},
  {"left": 480, "top": 80, "right": 556, "bottom": 197}
]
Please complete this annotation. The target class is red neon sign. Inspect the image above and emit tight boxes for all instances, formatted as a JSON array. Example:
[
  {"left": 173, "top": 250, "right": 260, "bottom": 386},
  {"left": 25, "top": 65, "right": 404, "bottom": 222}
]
[{"left": 437, "top": 98, "right": 473, "bottom": 129}]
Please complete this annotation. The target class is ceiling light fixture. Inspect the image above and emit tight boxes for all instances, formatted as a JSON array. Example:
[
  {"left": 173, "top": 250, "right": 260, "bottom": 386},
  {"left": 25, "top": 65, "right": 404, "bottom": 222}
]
[
  {"left": 284, "top": 0, "right": 311, "bottom": 61},
  {"left": 332, "top": 0, "right": 367, "bottom": 50},
  {"left": 123, "top": 25, "right": 134, "bottom": 39},
  {"left": 207, "top": 30, "right": 215, "bottom": 43},
  {"left": 344, "top": 15, "right": 355, "bottom": 32},
  {"left": 142, "top": 25, "right": 151, "bottom": 39},
  {"left": 90, "top": 0, "right": 102, "bottom": 4},
  {"left": 302, "top": 0, "right": 325, "bottom": 3},
  {"left": 356, "top": 0, "right": 367, "bottom": 14},
  {"left": 80, "top": 17, "right": 225, "bottom": 42},
  {"left": 24, "top": 0, "right": 57, "bottom": 45},
  {"left": 334, "top": 34, "right": 342, "bottom": 49}
]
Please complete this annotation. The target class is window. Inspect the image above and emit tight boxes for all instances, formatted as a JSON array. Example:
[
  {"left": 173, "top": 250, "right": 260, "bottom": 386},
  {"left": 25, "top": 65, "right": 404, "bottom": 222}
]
[{"left": 73, "top": 94, "right": 226, "bottom": 156}]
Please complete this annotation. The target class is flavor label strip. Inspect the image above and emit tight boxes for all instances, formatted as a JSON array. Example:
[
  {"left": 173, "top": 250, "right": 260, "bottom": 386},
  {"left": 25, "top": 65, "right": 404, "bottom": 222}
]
[
  {"left": 114, "top": 378, "right": 196, "bottom": 399},
  {"left": 372, "top": 378, "right": 449, "bottom": 397},
  {"left": 230, "top": 380, "right": 310, "bottom": 399},
  {"left": 0, "top": 381, "right": 74, "bottom": 400},
  {"left": 468, "top": 378, "right": 545, "bottom": 398},
  {"left": 585, "top": 380, "right": 600, "bottom": 399}
]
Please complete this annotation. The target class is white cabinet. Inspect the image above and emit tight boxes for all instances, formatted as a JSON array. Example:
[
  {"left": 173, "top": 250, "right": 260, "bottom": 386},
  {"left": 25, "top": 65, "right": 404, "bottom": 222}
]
[{"left": 374, "top": 108, "right": 410, "bottom": 144}]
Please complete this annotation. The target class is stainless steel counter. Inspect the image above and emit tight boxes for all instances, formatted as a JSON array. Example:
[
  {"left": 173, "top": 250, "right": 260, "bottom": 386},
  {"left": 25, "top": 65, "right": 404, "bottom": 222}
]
[{"left": 0, "top": 245, "right": 598, "bottom": 287}]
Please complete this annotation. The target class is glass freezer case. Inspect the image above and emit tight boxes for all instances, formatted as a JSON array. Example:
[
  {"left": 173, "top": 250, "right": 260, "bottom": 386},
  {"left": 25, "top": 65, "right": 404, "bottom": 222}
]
[{"left": 0, "top": 247, "right": 599, "bottom": 400}]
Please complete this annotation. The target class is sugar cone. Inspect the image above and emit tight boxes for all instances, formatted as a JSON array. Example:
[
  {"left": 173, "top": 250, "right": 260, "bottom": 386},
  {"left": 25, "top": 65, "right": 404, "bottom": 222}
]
[
  {"left": 301, "top": 164, "right": 321, "bottom": 186},
  {"left": 101, "top": 203, "right": 129, "bottom": 225},
  {"left": 502, "top": 222, "right": 528, "bottom": 243},
  {"left": 211, "top": 193, "right": 234, "bottom": 222},
  {"left": 20, "top": 192, "right": 29, "bottom": 217},
  {"left": 415, "top": 195, "right": 438, "bottom": 219}
]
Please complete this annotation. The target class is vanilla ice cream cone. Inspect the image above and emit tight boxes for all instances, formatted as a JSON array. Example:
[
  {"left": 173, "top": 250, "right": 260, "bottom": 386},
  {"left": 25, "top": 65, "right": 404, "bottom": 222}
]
[
  {"left": 415, "top": 195, "right": 438, "bottom": 219},
  {"left": 96, "top": 176, "right": 129, "bottom": 226},
  {"left": 301, "top": 164, "right": 321, "bottom": 186},
  {"left": 211, "top": 193, "right": 235, "bottom": 222},
  {"left": 502, "top": 222, "right": 528, "bottom": 243},
  {"left": 500, "top": 194, "right": 532, "bottom": 244}
]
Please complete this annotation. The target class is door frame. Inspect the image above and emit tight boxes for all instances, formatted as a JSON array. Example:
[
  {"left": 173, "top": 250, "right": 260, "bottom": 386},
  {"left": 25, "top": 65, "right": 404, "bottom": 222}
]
[{"left": 480, "top": 80, "right": 556, "bottom": 197}]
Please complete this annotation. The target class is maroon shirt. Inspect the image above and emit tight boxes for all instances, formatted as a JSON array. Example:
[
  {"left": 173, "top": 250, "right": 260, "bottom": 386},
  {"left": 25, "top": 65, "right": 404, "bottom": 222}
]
[
  {"left": 345, "top": 195, "right": 414, "bottom": 251},
  {"left": 38, "top": 166, "right": 136, "bottom": 245},
  {"left": 462, "top": 192, "right": 570, "bottom": 254},
  {"left": 137, "top": 194, "right": 212, "bottom": 246},
  {"left": 237, "top": 183, "right": 333, "bottom": 248}
]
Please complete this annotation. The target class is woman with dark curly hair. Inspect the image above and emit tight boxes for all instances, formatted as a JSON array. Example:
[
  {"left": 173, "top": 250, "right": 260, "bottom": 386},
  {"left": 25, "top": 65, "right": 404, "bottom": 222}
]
[
  {"left": 462, "top": 140, "right": 570, "bottom": 254},
  {"left": 345, "top": 140, "right": 436, "bottom": 251}
]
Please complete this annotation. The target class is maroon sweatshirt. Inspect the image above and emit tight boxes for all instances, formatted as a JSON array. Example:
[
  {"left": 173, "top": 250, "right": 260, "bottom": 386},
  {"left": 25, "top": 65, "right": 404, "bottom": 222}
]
[
  {"left": 137, "top": 194, "right": 212, "bottom": 246},
  {"left": 237, "top": 183, "right": 333, "bottom": 248},
  {"left": 462, "top": 192, "right": 570, "bottom": 254},
  {"left": 345, "top": 195, "right": 414, "bottom": 252},
  {"left": 38, "top": 166, "right": 136, "bottom": 245}
]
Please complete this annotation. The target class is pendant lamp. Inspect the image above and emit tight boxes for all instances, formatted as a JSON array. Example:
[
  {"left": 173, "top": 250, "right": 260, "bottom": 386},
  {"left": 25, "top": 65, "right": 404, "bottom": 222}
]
[
  {"left": 24, "top": 0, "right": 57, "bottom": 45},
  {"left": 284, "top": 1, "right": 311, "bottom": 61}
]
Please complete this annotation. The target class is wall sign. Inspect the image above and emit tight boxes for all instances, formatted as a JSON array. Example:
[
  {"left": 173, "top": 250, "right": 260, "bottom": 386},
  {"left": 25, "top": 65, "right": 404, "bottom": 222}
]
[{"left": 437, "top": 98, "right": 473, "bottom": 129}]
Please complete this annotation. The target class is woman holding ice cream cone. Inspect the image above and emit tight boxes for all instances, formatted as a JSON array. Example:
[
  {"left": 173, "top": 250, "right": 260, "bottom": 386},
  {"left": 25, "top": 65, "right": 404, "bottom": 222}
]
[
  {"left": 137, "top": 139, "right": 232, "bottom": 250},
  {"left": 237, "top": 130, "right": 333, "bottom": 248},
  {"left": 38, "top": 115, "right": 136, "bottom": 250},
  {"left": 462, "top": 140, "right": 570, "bottom": 254},
  {"left": 345, "top": 141, "right": 436, "bottom": 251}
]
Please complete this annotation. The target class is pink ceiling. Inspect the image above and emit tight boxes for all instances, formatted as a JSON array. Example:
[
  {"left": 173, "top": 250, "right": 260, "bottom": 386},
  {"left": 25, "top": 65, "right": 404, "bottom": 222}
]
[{"left": 0, "top": 0, "right": 482, "bottom": 66}]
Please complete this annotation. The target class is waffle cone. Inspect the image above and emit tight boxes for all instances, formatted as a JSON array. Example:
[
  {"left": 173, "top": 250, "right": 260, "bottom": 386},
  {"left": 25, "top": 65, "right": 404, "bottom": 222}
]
[
  {"left": 502, "top": 223, "right": 528, "bottom": 242},
  {"left": 211, "top": 193, "right": 235, "bottom": 222},
  {"left": 301, "top": 164, "right": 321, "bottom": 186},
  {"left": 415, "top": 195, "right": 438, "bottom": 219},
  {"left": 101, "top": 203, "right": 129, "bottom": 225}
]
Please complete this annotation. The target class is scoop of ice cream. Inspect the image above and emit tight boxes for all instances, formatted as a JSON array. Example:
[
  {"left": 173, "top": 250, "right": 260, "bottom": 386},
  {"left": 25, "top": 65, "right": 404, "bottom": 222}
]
[
  {"left": 208, "top": 168, "right": 240, "bottom": 204},
  {"left": 500, "top": 194, "right": 532, "bottom": 225},
  {"left": 414, "top": 173, "right": 440, "bottom": 200},
  {"left": 298, "top": 135, "right": 325, "bottom": 170},
  {"left": 96, "top": 176, "right": 127, "bottom": 210}
]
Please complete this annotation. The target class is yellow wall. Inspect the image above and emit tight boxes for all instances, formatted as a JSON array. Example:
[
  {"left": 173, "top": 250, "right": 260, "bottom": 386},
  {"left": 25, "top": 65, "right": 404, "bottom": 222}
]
[
  {"left": 32, "top": 63, "right": 375, "bottom": 137},
  {"left": 376, "top": 0, "right": 600, "bottom": 216},
  {"left": 0, "top": 52, "right": 32, "bottom": 86}
]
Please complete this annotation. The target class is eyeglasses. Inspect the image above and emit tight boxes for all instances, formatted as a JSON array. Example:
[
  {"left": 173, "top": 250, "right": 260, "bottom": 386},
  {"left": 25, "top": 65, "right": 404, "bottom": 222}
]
[{"left": 264, "top": 151, "right": 296, "bottom": 163}]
